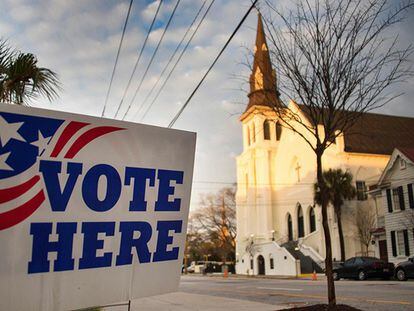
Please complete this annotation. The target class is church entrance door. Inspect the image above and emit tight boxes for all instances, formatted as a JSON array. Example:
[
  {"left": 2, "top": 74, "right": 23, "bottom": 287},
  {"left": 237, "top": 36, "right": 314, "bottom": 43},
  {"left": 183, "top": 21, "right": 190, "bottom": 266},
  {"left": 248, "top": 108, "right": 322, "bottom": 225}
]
[
  {"left": 257, "top": 255, "right": 265, "bottom": 275},
  {"left": 379, "top": 240, "right": 388, "bottom": 262}
]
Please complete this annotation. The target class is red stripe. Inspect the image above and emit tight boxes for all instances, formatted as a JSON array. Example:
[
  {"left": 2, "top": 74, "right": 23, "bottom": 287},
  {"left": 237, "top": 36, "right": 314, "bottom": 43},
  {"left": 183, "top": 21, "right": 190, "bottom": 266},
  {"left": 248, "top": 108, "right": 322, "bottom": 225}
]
[
  {"left": 50, "top": 121, "right": 89, "bottom": 157},
  {"left": 0, "top": 190, "right": 45, "bottom": 231},
  {"left": 64, "top": 126, "right": 124, "bottom": 159},
  {"left": 0, "top": 176, "right": 40, "bottom": 204}
]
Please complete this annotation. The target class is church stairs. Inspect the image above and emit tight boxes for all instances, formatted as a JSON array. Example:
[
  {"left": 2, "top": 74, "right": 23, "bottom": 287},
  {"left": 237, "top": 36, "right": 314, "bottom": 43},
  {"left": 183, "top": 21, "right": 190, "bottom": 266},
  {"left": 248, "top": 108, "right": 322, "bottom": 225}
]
[{"left": 281, "top": 241, "right": 324, "bottom": 273}]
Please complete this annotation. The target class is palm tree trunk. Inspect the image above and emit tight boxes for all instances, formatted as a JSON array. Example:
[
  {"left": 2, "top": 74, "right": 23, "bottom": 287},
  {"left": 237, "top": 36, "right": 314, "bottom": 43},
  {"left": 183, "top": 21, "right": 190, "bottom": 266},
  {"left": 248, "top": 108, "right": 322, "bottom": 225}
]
[
  {"left": 316, "top": 151, "right": 336, "bottom": 309},
  {"left": 336, "top": 209, "right": 346, "bottom": 262}
]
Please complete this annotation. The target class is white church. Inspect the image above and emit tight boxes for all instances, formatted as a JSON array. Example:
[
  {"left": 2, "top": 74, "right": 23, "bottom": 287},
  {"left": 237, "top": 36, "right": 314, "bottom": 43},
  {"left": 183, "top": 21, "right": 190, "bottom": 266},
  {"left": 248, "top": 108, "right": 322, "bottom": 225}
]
[{"left": 235, "top": 14, "right": 414, "bottom": 276}]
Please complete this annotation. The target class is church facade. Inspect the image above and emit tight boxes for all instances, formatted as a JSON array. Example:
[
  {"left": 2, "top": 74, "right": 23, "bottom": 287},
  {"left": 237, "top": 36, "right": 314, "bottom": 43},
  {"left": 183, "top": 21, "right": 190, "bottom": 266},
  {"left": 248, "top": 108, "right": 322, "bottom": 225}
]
[{"left": 235, "top": 14, "right": 414, "bottom": 276}]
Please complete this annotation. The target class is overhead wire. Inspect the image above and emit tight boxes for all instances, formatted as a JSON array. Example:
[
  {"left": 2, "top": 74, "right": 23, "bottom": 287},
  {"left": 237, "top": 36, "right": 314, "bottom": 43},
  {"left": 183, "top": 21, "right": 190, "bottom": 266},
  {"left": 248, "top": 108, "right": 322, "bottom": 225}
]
[
  {"left": 137, "top": 0, "right": 216, "bottom": 122},
  {"left": 134, "top": 0, "right": 209, "bottom": 121},
  {"left": 167, "top": 0, "right": 259, "bottom": 128},
  {"left": 101, "top": 0, "right": 134, "bottom": 117},
  {"left": 113, "top": 0, "right": 163, "bottom": 119},
  {"left": 121, "top": 0, "right": 182, "bottom": 120}
]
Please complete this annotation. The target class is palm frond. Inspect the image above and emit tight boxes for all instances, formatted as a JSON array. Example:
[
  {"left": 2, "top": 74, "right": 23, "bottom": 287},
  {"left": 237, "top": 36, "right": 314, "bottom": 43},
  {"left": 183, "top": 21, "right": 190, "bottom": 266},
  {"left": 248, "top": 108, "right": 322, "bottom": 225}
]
[{"left": 0, "top": 39, "right": 61, "bottom": 105}]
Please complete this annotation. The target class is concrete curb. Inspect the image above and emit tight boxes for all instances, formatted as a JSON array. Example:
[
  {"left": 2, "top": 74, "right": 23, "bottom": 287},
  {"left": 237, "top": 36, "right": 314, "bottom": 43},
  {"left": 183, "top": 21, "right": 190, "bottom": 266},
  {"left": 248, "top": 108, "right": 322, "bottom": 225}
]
[{"left": 182, "top": 273, "right": 327, "bottom": 281}]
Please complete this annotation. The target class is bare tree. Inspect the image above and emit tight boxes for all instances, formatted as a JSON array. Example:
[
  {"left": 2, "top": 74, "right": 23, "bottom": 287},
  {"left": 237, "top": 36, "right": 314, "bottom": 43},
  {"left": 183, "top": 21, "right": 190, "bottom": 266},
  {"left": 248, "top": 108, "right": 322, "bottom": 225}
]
[
  {"left": 192, "top": 187, "right": 237, "bottom": 262},
  {"left": 356, "top": 206, "right": 376, "bottom": 255},
  {"left": 258, "top": 0, "right": 413, "bottom": 307},
  {"left": 186, "top": 215, "right": 216, "bottom": 262}
]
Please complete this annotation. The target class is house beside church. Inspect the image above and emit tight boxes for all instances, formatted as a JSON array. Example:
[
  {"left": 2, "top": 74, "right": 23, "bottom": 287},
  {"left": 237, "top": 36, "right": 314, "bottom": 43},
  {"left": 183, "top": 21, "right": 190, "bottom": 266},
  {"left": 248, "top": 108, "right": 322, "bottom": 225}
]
[
  {"left": 370, "top": 148, "right": 414, "bottom": 264},
  {"left": 235, "top": 13, "right": 414, "bottom": 276}
]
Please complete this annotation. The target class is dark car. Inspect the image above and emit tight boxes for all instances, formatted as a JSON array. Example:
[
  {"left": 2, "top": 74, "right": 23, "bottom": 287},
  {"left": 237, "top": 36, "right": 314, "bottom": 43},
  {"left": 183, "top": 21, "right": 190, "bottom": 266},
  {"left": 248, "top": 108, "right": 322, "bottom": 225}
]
[
  {"left": 394, "top": 256, "right": 414, "bottom": 281},
  {"left": 332, "top": 256, "right": 394, "bottom": 281}
]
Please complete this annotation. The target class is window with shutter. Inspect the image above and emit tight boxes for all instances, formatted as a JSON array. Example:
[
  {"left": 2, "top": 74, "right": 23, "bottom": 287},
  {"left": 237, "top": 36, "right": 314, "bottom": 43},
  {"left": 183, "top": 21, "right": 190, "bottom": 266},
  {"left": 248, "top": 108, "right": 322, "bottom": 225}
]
[
  {"left": 408, "top": 184, "right": 414, "bottom": 209},
  {"left": 403, "top": 230, "right": 410, "bottom": 256},
  {"left": 398, "top": 186, "right": 405, "bottom": 210},
  {"left": 392, "top": 188, "right": 404, "bottom": 211},
  {"left": 386, "top": 189, "right": 393, "bottom": 212},
  {"left": 391, "top": 231, "right": 397, "bottom": 257},
  {"left": 397, "top": 231, "right": 405, "bottom": 256}
]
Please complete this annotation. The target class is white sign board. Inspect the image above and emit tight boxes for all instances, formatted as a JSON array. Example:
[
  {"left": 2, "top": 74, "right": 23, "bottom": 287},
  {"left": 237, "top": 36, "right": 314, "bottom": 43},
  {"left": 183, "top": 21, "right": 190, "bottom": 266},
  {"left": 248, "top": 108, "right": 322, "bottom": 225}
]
[{"left": 0, "top": 103, "right": 196, "bottom": 311}]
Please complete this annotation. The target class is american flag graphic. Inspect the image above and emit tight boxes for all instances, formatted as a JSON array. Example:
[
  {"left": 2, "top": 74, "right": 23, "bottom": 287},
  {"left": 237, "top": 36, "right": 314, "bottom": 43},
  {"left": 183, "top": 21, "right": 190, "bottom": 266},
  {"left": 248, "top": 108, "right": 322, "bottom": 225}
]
[{"left": 0, "top": 111, "right": 123, "bottom": 231}]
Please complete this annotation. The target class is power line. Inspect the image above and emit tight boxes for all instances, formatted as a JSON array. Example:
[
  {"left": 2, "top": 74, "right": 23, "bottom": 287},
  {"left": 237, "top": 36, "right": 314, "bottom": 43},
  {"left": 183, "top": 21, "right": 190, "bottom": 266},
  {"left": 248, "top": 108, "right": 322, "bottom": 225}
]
[
  {"left": 122, "top": 0, "right": 182, "bottom": 120},
  {"left": 113, "top": 0, "right": 163, "bottom": 119},
  {"left": 101, "top": 0, "right": 134, "bottom": 117},
  {"left": 167, "top": 0, "right": 259, "bottom": 128},
  {"left": 192, "top": 177, "right": 414, "bottom": 186},
  {"left": 137, "top": 0, "right": 216, "bottom": 122},
  {"left": 134, "top": 0, "right": 209, "bottom": 121}
]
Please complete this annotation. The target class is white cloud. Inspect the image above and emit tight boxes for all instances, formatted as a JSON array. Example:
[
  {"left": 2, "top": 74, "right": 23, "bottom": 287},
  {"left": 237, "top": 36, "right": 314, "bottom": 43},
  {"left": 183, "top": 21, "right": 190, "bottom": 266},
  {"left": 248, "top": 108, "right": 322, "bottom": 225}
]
[
  {"left": 141, "top": 1, "right": 162, "bottom": 22},
  {"left": 9, "top": 4, "right": 39, "bottom": 23}
]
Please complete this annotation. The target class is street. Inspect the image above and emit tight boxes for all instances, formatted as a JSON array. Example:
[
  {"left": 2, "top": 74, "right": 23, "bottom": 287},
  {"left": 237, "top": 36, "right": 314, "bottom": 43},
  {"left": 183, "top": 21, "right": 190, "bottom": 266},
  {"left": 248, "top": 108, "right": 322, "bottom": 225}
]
[{"left": 178, "top": 275, "right": 414, "bottom": 311}]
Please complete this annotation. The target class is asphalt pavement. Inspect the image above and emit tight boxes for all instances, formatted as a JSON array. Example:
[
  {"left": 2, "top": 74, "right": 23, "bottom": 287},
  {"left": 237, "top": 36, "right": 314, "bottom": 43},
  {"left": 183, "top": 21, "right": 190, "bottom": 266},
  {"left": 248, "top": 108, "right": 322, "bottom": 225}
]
[
  {"left": 177, "top": 274, "right": 414, "bottom": 311},
  {"left": 104, "top": 274, "right": 414, "bottom": 311}
]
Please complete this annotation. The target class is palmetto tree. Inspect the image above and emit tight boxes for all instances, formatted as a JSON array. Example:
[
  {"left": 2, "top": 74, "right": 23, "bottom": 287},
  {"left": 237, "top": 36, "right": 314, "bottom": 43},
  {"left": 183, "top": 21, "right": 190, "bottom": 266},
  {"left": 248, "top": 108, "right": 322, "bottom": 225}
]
[
  {"left": 314, "top": 169, "right": 356, "bottom": 262},
  {"left": 0, "top": 39, "right": 60, "bottom": 105}
]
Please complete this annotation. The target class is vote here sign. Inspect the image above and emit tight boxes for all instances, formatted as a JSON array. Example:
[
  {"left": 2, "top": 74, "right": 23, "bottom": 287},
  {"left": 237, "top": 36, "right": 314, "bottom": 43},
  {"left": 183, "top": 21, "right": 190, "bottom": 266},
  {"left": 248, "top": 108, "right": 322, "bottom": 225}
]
[{"left": 0, "top": 103, "right": 196, "bottom": 311}]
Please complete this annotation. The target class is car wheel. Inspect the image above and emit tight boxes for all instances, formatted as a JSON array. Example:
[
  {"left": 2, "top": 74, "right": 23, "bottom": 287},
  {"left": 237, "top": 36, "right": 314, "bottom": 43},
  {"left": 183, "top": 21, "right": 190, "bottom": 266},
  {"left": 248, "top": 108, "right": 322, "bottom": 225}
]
[
  {"left": 396, "top": 269, "right": 407, "bottom": 281},
  {"left": 358, "top": 270, "right": 367, "bottom": 281},
  {"left": 332, "top": 271, "right": 340, "bottom": 281}
]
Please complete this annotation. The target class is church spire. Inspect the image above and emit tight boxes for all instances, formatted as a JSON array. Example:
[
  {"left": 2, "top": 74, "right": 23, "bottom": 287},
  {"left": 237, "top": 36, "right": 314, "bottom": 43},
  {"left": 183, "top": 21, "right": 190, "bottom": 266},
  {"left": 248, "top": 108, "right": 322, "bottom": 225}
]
[{"left": 245, "top": 13, "right": 282, "bottom": 113}]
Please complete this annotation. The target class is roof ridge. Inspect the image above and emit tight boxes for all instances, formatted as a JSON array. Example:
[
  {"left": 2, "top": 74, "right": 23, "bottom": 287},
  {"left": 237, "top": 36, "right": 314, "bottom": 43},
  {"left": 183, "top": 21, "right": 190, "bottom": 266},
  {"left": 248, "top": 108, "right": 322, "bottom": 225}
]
[{"left": 296, "top": 103, "right": 414, "bottom": 120}]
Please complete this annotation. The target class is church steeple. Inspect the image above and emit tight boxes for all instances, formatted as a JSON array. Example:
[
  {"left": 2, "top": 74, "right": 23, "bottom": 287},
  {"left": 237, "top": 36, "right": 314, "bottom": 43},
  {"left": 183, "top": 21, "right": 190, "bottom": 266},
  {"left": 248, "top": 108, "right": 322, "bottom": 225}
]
[{"left": 245, "top": 13, "right": 282, "bottom": 113}]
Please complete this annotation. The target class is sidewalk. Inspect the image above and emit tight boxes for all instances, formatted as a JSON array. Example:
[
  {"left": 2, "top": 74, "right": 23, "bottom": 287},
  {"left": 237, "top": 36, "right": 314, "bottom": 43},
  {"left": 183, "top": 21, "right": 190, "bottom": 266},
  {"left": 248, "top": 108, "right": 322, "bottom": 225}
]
[
  {"left": 101, "top": 292, "right": 285, "bottom": 311},
  {"left": 129, "top": 292, "right": 286, "bottom": 311}
]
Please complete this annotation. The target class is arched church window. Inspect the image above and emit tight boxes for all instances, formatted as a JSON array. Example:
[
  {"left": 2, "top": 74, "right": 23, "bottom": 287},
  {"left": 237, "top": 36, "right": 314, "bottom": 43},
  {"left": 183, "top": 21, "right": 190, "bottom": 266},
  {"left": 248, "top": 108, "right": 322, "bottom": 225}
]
[
  {"left": 252, "top": 123, "right": 256, "bottom": 143},
  {"left": 247, "top": 127, "right": 251, "bottom": 146},
  {"left": 287, "top": 213, "right": 293, "bottom": 241},
  {"left": 309, "top": 207, "right": 316, "bottom": 233},
  {"left": 297, "top": 204, "right": 304, "bottom": 238},
  {"left": 276, "top": 121, "right": 282, "bottom": 141},
  {"left": 263, "top": 120, "right": 271, "bottom": 140}
]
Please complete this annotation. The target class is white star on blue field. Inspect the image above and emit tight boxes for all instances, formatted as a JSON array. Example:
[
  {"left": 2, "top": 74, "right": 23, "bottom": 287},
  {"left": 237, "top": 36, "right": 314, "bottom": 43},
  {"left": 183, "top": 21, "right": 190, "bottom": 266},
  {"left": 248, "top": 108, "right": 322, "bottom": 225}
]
[{"left": 0, "top": 0, "right": 413, "bottom": 209}]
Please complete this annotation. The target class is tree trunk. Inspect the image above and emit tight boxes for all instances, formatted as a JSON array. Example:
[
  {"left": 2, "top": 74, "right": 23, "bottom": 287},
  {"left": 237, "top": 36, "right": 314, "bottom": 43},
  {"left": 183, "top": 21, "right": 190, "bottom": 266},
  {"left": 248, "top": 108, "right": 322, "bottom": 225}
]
[
  {"left": 316, "top": 151, "right": 336, "bottom": 309},
  {"left": 336, "top": 209, "right": 346, "bottom": 262}
]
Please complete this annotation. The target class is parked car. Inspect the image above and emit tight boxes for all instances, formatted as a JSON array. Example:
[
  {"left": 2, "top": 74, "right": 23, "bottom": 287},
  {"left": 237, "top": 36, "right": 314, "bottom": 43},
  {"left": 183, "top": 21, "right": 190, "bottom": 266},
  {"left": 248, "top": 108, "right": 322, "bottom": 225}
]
[
  {"left": 394, "top": 256, "right": 414, "bottom": 281},
  {"left": 332, "top": 256, "right": 394, "bottom": 281}
]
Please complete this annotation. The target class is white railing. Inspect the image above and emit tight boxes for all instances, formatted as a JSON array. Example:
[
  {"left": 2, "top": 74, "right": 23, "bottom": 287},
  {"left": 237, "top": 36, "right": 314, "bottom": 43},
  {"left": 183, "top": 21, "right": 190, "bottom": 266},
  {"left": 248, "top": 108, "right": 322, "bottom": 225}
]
[
  {"left": 298, "top": 230, "right": 325, "bottom": 269},
  {"left": 299, "top": 243, "right": 325, "bottom": 269}
]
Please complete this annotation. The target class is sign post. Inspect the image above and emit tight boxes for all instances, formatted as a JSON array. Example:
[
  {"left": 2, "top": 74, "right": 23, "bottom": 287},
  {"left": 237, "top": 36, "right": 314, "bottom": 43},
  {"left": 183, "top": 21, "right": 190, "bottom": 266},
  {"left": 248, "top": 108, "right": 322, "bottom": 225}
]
[{"left": 0, "top": 103, "right": 196, "bottom": 311}]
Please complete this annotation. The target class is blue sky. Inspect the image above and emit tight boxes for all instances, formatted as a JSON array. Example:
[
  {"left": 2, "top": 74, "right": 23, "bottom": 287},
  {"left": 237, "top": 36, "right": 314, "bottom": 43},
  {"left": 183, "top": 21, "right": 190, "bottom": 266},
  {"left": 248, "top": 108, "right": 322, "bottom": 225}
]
[{"left": 1, "top": 0, "right": 413, "bottom": 208}]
